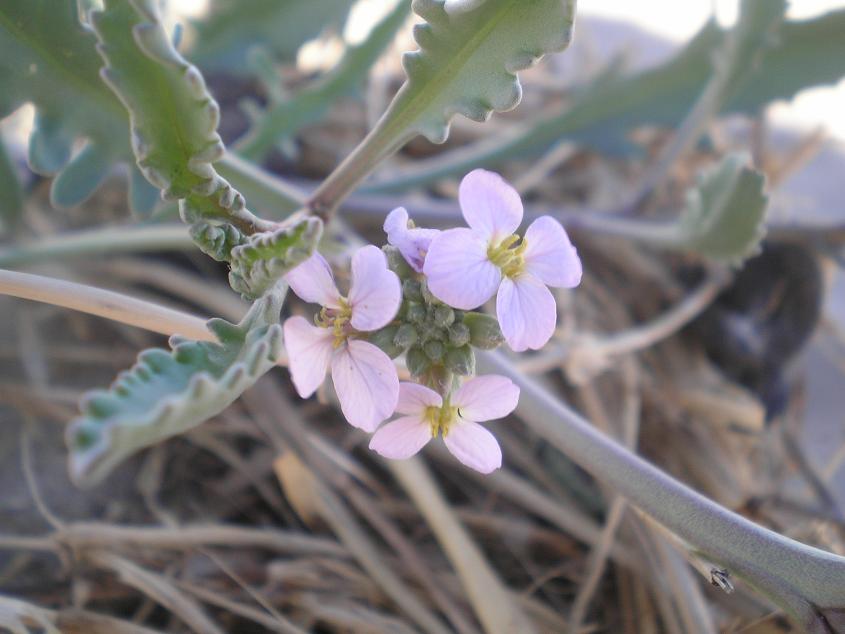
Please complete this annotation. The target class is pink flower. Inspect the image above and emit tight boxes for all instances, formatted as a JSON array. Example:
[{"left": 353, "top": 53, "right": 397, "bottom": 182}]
[
  {"left": 368, "top": 375, "right": 519, "bottom": 474},
  {"left": 384, "top": 207, "right": 439, "bottom": 273},
  {"left": 423, "top": 169, "right": 582, "bottom": 352},
  {"left": 283, "top": 246, "right": 401, "bottom": 431}
]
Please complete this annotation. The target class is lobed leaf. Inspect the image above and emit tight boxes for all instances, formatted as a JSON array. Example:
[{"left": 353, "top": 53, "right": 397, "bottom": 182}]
[
  {"left": 91, "top": 0, "right": 262, "bottom": 233},
  {"left": 368, "top": 7, "right": 845, "bottom": 191},
  {"left": 0, "top": 0, "right": 158, "bottom": 212},
  {"left": 393, "top": 0, "right": 576, "bottom": 144},
  {"left": 66, "top": 290, "right": 285, "bottom": 487},
  {"left": 229, "top": 216, "right": 323, "bottom": 299},
  {"left": 677, "top": 154, "right": 768, "bottom": 264}
]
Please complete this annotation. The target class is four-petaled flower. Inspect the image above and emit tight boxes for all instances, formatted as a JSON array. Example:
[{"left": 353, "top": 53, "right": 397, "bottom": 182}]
[
  {"left": 283, "top": 246, "right": 401, "bottom": 431},
  {"left": 384, "top": 207, "right": 439, "bottom": 273},
  {"left": 368, "top": 375, "right": 519, "bottom": 474},
  {"left": 424, "top": 169, "right": 582, "bottom": 351}
]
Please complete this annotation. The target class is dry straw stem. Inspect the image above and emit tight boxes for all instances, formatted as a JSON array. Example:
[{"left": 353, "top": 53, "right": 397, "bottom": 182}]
[{"left": 389, "top": 457, "right": 538, "bottom": 634}]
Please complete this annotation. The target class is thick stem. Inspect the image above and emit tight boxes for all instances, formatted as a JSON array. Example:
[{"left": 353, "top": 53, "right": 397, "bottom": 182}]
[{"left": 477, "top": 350, "right": 845, "bottom": 621}]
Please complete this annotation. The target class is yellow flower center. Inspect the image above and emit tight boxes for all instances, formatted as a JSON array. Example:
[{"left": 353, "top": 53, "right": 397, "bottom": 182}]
[
  {"left": 487, "top": 234, "right": 527, "bottom": 278},
  {"left": 314, "top": 299, "right": 353, "bottom": 348},
  {"left": 424, "top": 404, "right": 458, "bottom": 438}
]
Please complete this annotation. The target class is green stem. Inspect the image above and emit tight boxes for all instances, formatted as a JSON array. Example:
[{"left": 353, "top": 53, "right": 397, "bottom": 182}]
[{"left": 478, "top": 350, "right": 845, "bottom": 629}]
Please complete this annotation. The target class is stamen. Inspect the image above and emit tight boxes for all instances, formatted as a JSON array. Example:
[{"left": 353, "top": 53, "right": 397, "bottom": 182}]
[
  {"left": 425, "top": 404, "right": 458, "bottom": 437},
  {"left": 313, "top": 300, "right": 353, "bottom": 348},
  {"left": 487, "top": 233, "right": 528, "bottom": 278}
]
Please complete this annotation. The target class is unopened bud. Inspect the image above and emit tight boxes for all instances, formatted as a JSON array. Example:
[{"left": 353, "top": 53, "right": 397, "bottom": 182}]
[
  {"left": 368, "top": 326, "right": 403, "bottom": 358},
  {"left": 406, "top": 302, "right": 426, "bottom": 324},
  {"left": 383, "top": 245, "right": 413, "bottom": 278},
  {"left": 423, "top": 340, "right": 444, "bottom": 361},
  {"left": 406, "top": 346, "right": 430, "bottom": 376},
  {"left": 433, "top": 305, "right": 455, "bottom": 328},
  {"left": 420, "top": 279, "right": 436, "bottom": 304},
  {"left": 445, "top": 345, "right": 475, "bottom": 375},
  {"left": 394, "top": 324, "right": 418, "bottom": 349},
  {"left": 463, "top": 312, "right": 504, "bottom": 350},
  {"left": 447, "top": 322, "right": 470, "bottom": 347},
  {"left": 402, "top": 279, "right": 422, "bottom": 301}
]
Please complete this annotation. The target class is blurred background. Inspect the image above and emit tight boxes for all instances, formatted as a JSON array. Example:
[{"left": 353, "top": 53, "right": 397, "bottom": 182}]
[{"left": 1, "top": 1, "right": 844, "bottom": 632}]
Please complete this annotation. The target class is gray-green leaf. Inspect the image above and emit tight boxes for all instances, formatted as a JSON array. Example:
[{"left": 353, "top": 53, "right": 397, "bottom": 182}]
[
  {"left": 66, "top": 289, "right": 285, "bottom": 487},
  {"left": 229, "top": 216, "right": 323, "bottom": 299},
  {"left": 678, "top": 154, "right": 768, "bottom": 264}
]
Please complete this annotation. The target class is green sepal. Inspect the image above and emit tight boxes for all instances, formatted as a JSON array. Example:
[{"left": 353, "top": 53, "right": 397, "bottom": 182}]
[
  {"left": 445, "top": 344, "right": 475, "bottom": 376},
  {"left": 369, "top": 326, "right": 404, "bottom": 359},
  {"left": 66, "top": 289, "right": 286, "bottom": 487},
  {"left": 228, "top": 217, "right": 323, "bottom": 299},
  {"left": 406, "top": 346, "right": 431, "bottom": 376}
]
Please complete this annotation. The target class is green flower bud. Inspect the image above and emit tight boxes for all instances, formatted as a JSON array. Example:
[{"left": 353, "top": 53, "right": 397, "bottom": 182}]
[
  {"left": 423, "top": 339, "right": 444, "bottom": 362},
  {"left": 368, "top": 326, "right": 403, "bottom": 358},
  {"left": 463, "top": 312, "right": 504, "bottom": 350},
  {"left": 406, "top": 302, "right": 427, "bottom": 324},
  {"left": 420, "top": 279, "right": 436, "bottom": 305},
  {"left": 383, "top": 245, "right": 413, "bottom": 279},
  {"left": 445, "top": 345, "right": 475, "bottom": 375},
  {"left": 423, "top": 365, "right": 455, "bottom": 395},
  {"left": 406, "top": 346, "right": 430, "bottom": 376},
  {"left": 402, "top": 279, "right": 422, "bottom": 301},
  {"left": 394, "top": 323, "right": 418, "bottom": 349},
  {"left": 447, "top": 322, "right": 471, "bottom": 347},
  {"left": 433, "top": 305, "right": 455, "bottom": 328}
]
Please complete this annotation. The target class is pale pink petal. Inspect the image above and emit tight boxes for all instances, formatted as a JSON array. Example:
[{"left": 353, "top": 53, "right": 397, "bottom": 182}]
[
  {"left": 459, "top": 169, "right": 523, "bottom": 242},
  {"left": 348, "top": 245, "right": 402, "bottom": 331},
  {"left": 368, "top": 415, "right": 432, "bottom": 460},
  {"left": 443, "top": 421, "right": 502, "bottom": 474},
  {"left": 283, "top": 316, "right": 334, "bottom": 398},
  {"left": 496, "top": 274, "right": 556, "bottom": 351},
  {"left": 331, "top": 340, "right": 399, "bottom": 432},
  {"left": 523, "top": 216, "right": 582, "bottom": 288},
  {"left": 453, "top": 375, "right": 519, "bottom": 422},
  {"left": 285, "top": 252, "right": 342, "bottom": 308},
  {"left": 396, "top": 382, "right": 442, "bottom": 415},
  {"left": 423, "top": 228, "right": 501, "bottom": 310},
  {"left": 384, "top": 207, "right": 439, "bottom": 273}
]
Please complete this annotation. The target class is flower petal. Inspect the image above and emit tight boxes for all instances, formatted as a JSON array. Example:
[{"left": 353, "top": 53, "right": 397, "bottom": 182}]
[
  {"left": 331, "top": 340, "right": 399, "bottom": 432},
  {"left": 283, "top": 316, "right": 333, "bottom": 398},
  {"left": 285, "top": 252, "right": 342, "bottom": 308},
  {"left": 368, "top": 415, "right": 432, "bottom": 460},
  {"left": 523, "top": 216, "right": 582, "bottom": 288},
  {"left": 443, "top": 421, "right": 502, "bottom": 474},
  {"left": 423, "top": 228, "right": 501, "bottom": 310},
  {"left": 496, "top": 274, "right": 556, "bottom": 351},
  {"left": 453, "top": 375, "right": 519, "bottom": 422},
  {"left": 384, "top": 207, "right": 439, "bottom": 273},
  {"left": 396, "top": 382, "right": 442, "bottom": 415},
  {"left": 444, "top": 0, "right": 486, "bottom": 15},
  {"left": 459, "top": 169, "right": 523, "bottom": 242},
  {"left": 348, "top": 245, "right": 402, "bottom": 331}
]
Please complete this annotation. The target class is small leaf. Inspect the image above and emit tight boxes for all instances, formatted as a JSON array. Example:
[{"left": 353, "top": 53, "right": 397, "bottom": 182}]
[
  {"left": 395, "top": 0, "right": 575, "bottom": 143},
  {"left": 66, "top": 290, "right": 285, "bottom": 487},
  {"left": 678, "top": 154, "right": 768, "bottom": 264},
  {"left": 190, "top": 0, "right": 353, "bottom": 71},
  {"left": 50, "top": 142, "right": 113, "bottom": 209},
  {"left": 229, "top": 217, "right": 323, "bottom": 299}
]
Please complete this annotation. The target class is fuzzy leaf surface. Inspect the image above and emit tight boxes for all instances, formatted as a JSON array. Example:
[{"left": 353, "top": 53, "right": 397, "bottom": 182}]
[
  {"left": 229, "top": 217, "right": 323, "bottom": 299},
  {"left": 66, "top": 291, "right": 285, "bottom": 486}
]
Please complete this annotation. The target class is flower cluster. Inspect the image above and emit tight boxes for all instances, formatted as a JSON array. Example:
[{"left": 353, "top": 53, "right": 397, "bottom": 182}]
[{"left": 283, "top": 169, "right": 581, "bottom": 473}]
